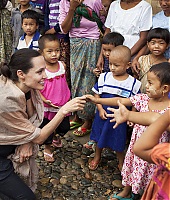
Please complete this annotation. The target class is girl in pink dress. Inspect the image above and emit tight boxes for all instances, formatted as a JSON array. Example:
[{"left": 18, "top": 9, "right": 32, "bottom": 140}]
[
  {"left": 86, "top": 62, "right": 170, "bottom": 199},
  {"left": 39, "top": 34, "right": 70, "bottom": 162}
]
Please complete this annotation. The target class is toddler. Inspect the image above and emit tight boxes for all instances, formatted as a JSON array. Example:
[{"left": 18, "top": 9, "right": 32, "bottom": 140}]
[
  {"left": 87, "top": 62, "right": 170, "bottom": 199},
  {"left": 84, "top": 32, "right": 124, "bottom": 149},
  {"left": 88, "top": 45, "right": 141, "bottom": 171},
  {"left": 38, "top": 34, "right": 71, "bottom": 162}
]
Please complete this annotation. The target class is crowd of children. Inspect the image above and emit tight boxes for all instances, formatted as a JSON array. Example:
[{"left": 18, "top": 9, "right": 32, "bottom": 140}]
[{"left": 0, "top": 0, "right": 170, "bottom": 199}]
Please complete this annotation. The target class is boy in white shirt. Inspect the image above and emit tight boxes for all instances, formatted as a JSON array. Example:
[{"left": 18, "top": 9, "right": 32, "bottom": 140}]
[{"left": 17, "top": 9, "right": 41, "bottom": 51}]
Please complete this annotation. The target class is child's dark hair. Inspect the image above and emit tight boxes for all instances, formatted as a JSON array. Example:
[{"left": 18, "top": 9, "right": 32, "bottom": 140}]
[
  {"left": 149, "top": 62, "right": 170, "bottom": 86},
  {"left": 1, "top": 48, "right": 41, "bottom": 81},
  {"left": 102, "top": 32, "right": 124, "bottom": 46},
  {"left": 38, "top": 34, "right": 60, "bottom": 51},
  {"left": 147, "top": 28, "right": 170, "bottom": 44},
  {"left": 21, "top": 10, "right": 39, "bottom": 25}
]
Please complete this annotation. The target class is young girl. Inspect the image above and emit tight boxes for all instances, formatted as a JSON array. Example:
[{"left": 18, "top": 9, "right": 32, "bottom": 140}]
[
  {"left": 38, "top": 34, "right": 71, "bottom": 162},
  {"left": 107, "top": 100, "right": 170, "bottom": 200},
  {"left": 86, "top": 62, "right": 170, "bottom": 199},
  {"left": 138, "top": 28, "right": 169, "bottom": 93},
  {"left": 87, "top": 45, "right": 141, "bottom": 171}
]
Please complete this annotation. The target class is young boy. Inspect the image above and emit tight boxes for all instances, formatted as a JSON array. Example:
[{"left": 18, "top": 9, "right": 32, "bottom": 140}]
[
  {"left": 17, "top": 10, "right": 41, "bottom": 51},
  {"left": 87, "top": 46, "right": 141, "bottom": 171},
  {"left": 84, "top": 32, "right": 124, "bottom": 149},
  {"left": 93, "top": 32, "right": 124, "bottom": 78},
  {"left": 11, "top": 0, "right": 42, "bottom": 52}
]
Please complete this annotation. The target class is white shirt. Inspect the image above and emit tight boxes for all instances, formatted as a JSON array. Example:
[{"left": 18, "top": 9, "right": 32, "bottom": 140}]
[{"left": 105, "top": 0, "right": 152, "bottom": 48}]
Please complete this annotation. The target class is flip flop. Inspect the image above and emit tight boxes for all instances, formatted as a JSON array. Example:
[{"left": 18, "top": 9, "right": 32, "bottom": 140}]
[
  {"left": 108, "top": 192, "right": 134, "bottom": 200},
  {"left": 70, "top": 121, "right": 83, "bottom": 130},
  {"left": 72, "top": 127, "right": 91, "bottom": 136},
  {"left": 83, "top": 140, "right": 96, "bottom": 149},
  {"left": 44, "top": 152, "right": 55, "bottom": 163},
  {"left": 88, "top": 159, "right": 100, "bottom": 170}
]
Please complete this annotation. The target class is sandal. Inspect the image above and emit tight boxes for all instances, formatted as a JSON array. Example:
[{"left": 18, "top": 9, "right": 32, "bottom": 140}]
[
  {"left": 72, "top": 127, "right": 91, "bottom": 137},
  {"left": 44, "top": 152, "right": 55, "bottom": 163},
  {"left": 52, "top": 137, "right": 63, "bottom": 148},
  {"left": 108, "top": 192, "right": 134, "bottom": 200},
  {"left": 88, "top": 159, "right": 100, "bottom": 170},
  {"left": 83, "top": 140, "right": 96, "bottom": 149},
  {"left": 70, "top": 121, "right": 83, "bottom": 130}
]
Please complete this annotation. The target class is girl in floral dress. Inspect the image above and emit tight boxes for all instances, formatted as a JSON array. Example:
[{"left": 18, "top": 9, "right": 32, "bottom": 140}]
[{"left": 86, "top": 62, "right": 170, "bottom": 200}]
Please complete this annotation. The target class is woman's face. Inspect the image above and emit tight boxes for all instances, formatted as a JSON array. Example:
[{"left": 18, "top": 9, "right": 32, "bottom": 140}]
[{"left": 23, "top": 56, "right": 47, "bottom": 90}]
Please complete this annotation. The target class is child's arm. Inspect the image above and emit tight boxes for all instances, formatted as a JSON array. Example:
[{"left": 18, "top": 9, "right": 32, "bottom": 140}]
[
  {"left": 107, "top": 100, "right": 161, "bottom": 128},
  {"left": 133, "top": 110, "right": 170, "bottom": 163},
  {"left": 95, "top": 94, "right": 107, "bottom": 120},
  {"left": 86, "top": 94, "right": 132, "bottom": 107},
  {"left": 39, "top": 91, "right": 59, "bottom": 108}
]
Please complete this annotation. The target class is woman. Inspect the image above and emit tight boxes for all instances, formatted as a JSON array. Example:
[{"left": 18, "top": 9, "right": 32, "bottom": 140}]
[
  {"left": 0, "top": 48, "right": 86, "bottom": 200},
  {"left": 59, "top": 0, "right": 105, "bottom": 136},
  {"left": 0, "top": 0, "right": 13, "bottom": 64}
]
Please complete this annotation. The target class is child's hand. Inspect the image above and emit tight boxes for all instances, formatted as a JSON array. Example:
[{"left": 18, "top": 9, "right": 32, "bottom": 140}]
[
  {"left": 93, "top": 67, "right": 101, "bottom": 77},
  {"left": 131, "top": 58, "right": 140, "bottom": 76},
  {"left": 45, "top": 100, "right": 59, "bottom": 108},
  {"left": 99, "top": 108, "right": 107, "bottom": 120},
  {"left": 85, "top": 94, "right": 98, "bottom": 104},
  {"left": 99, "top": 7, "right": 107, "bottom": 17},
  {"left": 106, "top": 100, "right": 129, "bottom": 129}
]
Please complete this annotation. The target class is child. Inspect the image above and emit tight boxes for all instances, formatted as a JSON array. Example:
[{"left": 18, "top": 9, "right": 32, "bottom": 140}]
[
  {"left": 84, "top": 32, "right": 124, "bottom": 148},
  {"left": 93, "top": 32, "right": 125, "bottom": 77},
  {"left": 44, "top": 0, "right": 71, "bottom": 88},
  {"left": 107, "top": 100, "right": 170, "bottom": 200},
  {"left": 11, "top": 0, "right": 42, "bottom": 52},
  {"left": 138, "top": 28, "right": 169, "bottom": 93},
  {"left": 38, "top": 34, "right": 71, "bottom": 162},
  {"left": 87, "top": 45, "right": 141, "bottom": 171},
  {"left": 86, "top": 62, "right": 170, "bottom": 199},
  {"left": 17, "top": 10, "right": 41, "bottom": 51}
]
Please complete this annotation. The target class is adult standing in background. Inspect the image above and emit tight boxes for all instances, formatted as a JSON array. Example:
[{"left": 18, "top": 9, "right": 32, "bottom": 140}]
[
  {"left": 0, "top": 0, "right": 13, "bottom": 64},
  {"left": 97, "top": 0, "right": 152, "bottom": 72},
  {"left": 59, "top": 0, "right": 105, "bottom": 136}
]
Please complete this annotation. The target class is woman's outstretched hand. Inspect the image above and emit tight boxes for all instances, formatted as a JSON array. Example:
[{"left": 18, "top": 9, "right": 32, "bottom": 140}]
[
  {"left": 106, "top": 100, "right": 129, "bottom": 129},
  {"left": 61, "top": 96, "right": 87, "bottom": 115}
]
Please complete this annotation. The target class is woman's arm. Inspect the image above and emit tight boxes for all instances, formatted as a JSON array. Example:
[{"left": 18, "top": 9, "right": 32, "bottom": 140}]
[
  {"left": 133, "top": 110, "right": 170, "bottom": 162},
  {"left": 60, "top": 0, "right": 83, "bottom": 33},
  {"left": 32, "top": 96, "right": 86, "bottom": 144}
]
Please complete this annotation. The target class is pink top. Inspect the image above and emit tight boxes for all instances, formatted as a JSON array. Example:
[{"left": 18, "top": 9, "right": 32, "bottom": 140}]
[
  {"left": 41, "top": 61, "right": 70, "bottom": 109},
  {"left": 59, "top": 0, "right": 105, "bottom": 39}
]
